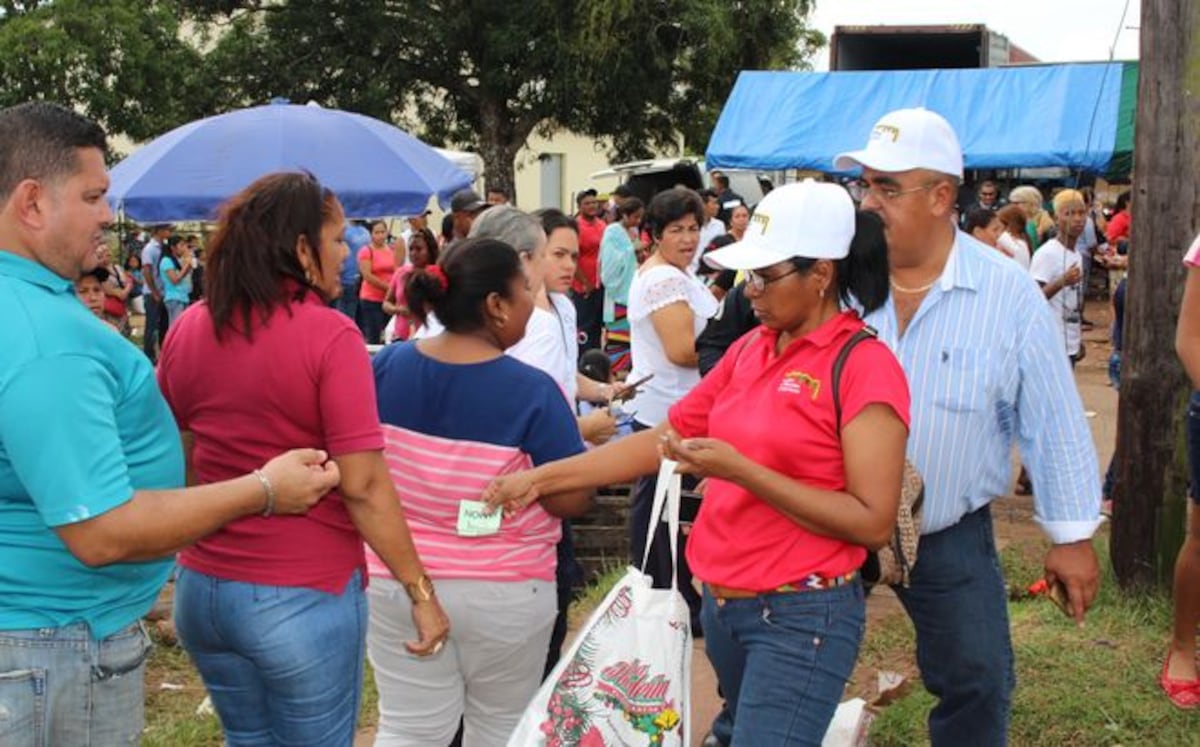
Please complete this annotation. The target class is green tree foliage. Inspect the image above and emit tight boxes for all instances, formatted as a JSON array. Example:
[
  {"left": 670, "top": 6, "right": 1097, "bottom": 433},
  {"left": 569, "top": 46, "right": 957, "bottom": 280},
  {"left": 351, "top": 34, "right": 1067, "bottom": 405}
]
[
  {"left": 0, "top": 1, "right": 821, "bottom": 201},
  {"left": 185, "top": 0, "right": 822, "bottom": 199},
  {"left": 0, "top": 0, "right": 211, "bottom": 147}
]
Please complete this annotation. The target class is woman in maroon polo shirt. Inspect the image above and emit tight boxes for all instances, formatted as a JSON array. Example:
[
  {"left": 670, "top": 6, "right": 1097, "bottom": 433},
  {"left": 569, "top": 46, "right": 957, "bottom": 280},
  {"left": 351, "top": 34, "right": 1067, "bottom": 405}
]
[
  {"left": 157, "top": 173, "right": 448, "bottom": 746},
  {"left": 485, "top": 180, "right": 910, "bottom": 745}
]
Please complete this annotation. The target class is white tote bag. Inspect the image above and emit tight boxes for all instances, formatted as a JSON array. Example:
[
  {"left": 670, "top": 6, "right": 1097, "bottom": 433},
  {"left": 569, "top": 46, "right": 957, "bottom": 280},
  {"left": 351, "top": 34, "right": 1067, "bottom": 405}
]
[{"left": 507, "top": 459, "right": 693, "bottom": 746}]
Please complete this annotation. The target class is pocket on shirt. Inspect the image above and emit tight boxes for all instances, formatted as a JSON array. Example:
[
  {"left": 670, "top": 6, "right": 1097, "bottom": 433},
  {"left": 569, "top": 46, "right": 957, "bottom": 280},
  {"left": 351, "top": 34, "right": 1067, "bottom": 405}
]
[{"left": 933, "top": 348, "right": 992, "bottom": 413}]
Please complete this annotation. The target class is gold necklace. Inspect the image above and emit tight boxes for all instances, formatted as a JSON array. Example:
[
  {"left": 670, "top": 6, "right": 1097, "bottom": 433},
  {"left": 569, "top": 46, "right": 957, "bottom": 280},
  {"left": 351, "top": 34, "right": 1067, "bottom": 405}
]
[{"left": 889, "top": 276, "right": 937, "bottom": 294}]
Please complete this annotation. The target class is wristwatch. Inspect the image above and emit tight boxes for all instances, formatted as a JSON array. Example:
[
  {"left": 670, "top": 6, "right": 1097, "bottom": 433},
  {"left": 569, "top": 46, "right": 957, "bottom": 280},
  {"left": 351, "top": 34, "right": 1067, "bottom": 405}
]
[{"left": 404, "top": 574, "right": 436, "bottom": 603}]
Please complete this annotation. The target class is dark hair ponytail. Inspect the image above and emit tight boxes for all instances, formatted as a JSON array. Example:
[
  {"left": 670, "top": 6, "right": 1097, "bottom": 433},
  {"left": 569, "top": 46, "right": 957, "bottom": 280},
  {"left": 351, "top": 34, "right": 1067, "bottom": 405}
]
[
  {"left": 404, "top": 265, "right": 448, "bottom": 327},
  {"left": 164, "top": 235, "right": 183, "bottom": 271},
  {"left": 839, "top": 210, "right": 889, "bottom": 313},
  {"left": 790, "top": 210, "right": 888, "bottom": 313},
  {"left": 404, "top": 237, "right": 523, "bottom": 333}
]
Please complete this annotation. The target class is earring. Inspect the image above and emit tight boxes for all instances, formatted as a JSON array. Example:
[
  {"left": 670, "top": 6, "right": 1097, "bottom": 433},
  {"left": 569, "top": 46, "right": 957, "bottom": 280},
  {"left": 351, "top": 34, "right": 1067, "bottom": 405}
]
[{"left": 819, "top": 287, "right": 826, "bottom": 299}]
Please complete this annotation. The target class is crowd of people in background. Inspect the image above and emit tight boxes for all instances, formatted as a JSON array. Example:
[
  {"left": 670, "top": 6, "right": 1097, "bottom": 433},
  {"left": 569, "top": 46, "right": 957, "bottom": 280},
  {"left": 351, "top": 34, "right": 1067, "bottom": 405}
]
[{"left": 13, "top": 95, "right": 1198, "bottom": 747}]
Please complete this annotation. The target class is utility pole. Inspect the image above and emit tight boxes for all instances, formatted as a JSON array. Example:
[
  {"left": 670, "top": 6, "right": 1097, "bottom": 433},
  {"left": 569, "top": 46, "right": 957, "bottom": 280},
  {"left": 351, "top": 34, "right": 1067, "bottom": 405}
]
[{"left": 1110, "top": 0, "right": 1200, "bottom": 589}]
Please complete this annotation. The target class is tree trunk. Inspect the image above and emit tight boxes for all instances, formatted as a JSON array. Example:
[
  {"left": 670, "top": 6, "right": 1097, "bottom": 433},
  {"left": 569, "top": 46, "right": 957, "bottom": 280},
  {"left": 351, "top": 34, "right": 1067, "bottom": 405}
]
[
  {"left": 476, "top": 96, "right": 534, "bottom": 206},
  {"left": 1110, "top": 0, "right": 1200, "bottom": 589}
]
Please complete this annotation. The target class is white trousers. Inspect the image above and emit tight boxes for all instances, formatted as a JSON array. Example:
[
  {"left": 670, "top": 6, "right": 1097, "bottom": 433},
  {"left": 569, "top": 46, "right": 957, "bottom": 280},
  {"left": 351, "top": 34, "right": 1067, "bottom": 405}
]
[{"left": 367, "top": 577, "right": 555, "bottom": 747}]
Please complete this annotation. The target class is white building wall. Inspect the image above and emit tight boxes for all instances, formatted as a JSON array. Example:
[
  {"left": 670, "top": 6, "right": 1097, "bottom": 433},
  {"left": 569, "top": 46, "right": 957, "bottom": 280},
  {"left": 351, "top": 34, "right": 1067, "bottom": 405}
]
[{"left": 510, "top": 129, "right": 678, "bottom": 212}]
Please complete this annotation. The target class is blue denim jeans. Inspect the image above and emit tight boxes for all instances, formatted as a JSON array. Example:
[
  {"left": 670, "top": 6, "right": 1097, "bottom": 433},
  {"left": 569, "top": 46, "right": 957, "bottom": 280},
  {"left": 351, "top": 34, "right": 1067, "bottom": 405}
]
[
  {"left": 164, "top": 299, "right": 188, "bottom": 327},
  {"left": 894, "top": 505, "right": 1014, "bottom": 747},
  {"left": 1187, "top": 391, "right": 1200, "bottom": 501},
  {"left": 335, "top": 284, "right": 360, "bottom": 325},
  {"left": 142, "top": 294, "right": 163, "bottom": 360},
  {"left": 701, "top": 581, "right": 865, "bottom": 746},
  {"left": 0, "top": 620, "right": 151, "bottom": 746},
  {"left": 359, "top": 300, "right": 386, "bottom": 345},
  {"left": 174, "top": 567, "right": 367, "bottom": 747}
]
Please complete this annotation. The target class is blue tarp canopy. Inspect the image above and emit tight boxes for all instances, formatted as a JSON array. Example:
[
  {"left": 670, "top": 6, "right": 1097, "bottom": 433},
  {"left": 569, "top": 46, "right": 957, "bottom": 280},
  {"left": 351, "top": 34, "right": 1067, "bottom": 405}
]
[{"left": 706, "top": 62, "right": 1137, "bottom": 176}]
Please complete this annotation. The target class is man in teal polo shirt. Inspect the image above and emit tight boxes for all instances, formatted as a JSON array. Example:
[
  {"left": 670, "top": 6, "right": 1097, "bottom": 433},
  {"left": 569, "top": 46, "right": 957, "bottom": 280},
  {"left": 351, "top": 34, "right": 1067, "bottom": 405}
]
[{"left": 0, "top": 102, "right": 339, "bottom": 744}]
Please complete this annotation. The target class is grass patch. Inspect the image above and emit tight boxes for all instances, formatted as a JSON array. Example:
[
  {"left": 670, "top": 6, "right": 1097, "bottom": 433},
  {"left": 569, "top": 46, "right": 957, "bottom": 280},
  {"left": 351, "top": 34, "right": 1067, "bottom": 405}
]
[
  {"left": 867, "top": 536, "right": 1197, "bottom": 746},
  {"left": 145, "top": 535, "right": 1198, "bottom": 745},
  {"left": 568, "top": 562, "right": 630, "bottom": 625},
  {"left": 141, "top": 632, "right": 220, "bottom": 747}
]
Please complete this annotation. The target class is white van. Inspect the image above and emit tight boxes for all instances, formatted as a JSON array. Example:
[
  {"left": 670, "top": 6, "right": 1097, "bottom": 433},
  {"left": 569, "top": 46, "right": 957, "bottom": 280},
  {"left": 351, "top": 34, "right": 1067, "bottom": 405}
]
[{"left": 588, "top": 158, "right": 775, "bottom": 208}]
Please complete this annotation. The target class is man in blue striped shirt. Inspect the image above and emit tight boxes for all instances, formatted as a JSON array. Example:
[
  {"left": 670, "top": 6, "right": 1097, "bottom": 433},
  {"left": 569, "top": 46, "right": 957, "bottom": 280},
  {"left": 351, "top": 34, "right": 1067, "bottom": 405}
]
[{"left": 836, "top": 108, "right": 1103, "bottom": 747}]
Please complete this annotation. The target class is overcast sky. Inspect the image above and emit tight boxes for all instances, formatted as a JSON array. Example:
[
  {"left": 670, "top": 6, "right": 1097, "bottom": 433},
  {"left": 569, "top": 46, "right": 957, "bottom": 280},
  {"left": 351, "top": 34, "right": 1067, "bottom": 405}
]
[{"left": 808, "top": 0, "right": 1141, "bottom": 70}]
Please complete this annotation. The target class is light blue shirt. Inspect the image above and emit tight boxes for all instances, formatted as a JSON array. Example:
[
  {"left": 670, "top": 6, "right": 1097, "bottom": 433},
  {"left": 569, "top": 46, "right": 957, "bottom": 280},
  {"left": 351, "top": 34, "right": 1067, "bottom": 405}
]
[
  {"left": 342, "top": 223, "right": 370, "bottom": 286},
  {"left": 600, "top": 222, "right": 637, "bottom": 322},
  {"left": 159, "top": 255, "right": 192, "bottom": 304},
  {"left": 140, "top": 237, "right": 162, "bottom": 289},
  {"left": 863, "top": 231, "right": 1102, "bottom": 543},
  {"left": 0, "top": 252, "right": 183, "bottom": 638}
]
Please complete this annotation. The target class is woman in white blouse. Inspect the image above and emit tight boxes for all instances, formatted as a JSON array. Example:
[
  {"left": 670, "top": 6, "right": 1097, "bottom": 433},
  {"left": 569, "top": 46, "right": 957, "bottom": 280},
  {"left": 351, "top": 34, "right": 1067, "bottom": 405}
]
[
  {"left": 625, "top": 187, "right": 719, "bottom": 631},
  {"left": 995, "top": 204, "right": 1032, "bottom": 271}
]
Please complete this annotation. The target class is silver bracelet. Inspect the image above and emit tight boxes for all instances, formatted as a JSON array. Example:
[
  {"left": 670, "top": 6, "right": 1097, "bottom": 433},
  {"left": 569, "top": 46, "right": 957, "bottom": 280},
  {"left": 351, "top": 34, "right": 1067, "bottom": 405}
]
[{"left": 253, "top": 469, "right": 276, "bottom": 517}]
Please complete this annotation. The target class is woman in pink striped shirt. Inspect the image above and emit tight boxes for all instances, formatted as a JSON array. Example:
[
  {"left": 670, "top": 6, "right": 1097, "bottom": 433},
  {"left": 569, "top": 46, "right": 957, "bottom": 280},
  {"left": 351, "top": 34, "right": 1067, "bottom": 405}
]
[{"left": 367, "top": 237, "right": 592, "bottom": 745}]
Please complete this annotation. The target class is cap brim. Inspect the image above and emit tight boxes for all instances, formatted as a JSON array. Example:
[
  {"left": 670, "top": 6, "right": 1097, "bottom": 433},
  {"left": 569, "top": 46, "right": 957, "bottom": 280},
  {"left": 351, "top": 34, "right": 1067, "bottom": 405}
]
[
  {"left": 833, "top": 147, "right": 923, "bottom": 174},
  {"left": 703, "top": 239, "right": 790, "bottom": 271}
]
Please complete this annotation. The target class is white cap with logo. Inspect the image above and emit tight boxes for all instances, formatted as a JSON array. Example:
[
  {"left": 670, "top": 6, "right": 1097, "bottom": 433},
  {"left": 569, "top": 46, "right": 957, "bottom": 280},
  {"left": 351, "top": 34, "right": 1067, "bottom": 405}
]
[
  {"left": 704, "top": 179, "right": 855, "bottom": 271},
  {"left": 833, "top": 107, "right": 963, "bottom": 178}
]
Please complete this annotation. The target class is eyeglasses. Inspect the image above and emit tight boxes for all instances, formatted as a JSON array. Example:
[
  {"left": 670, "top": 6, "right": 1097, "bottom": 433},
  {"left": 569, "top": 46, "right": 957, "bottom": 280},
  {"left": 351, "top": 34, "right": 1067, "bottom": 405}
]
[
  {"left": 746, "top": 266, "right": 800, "bottom": 292},
  {"left": 847, "top": 179, "right": 936, "bottom": 203}
]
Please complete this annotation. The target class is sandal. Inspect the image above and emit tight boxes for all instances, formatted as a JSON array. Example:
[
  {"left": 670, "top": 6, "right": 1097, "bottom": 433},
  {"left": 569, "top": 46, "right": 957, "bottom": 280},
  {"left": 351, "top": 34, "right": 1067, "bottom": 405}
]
[{"left": 1160, "top": 652, "right": 1200, "bottom": 709}]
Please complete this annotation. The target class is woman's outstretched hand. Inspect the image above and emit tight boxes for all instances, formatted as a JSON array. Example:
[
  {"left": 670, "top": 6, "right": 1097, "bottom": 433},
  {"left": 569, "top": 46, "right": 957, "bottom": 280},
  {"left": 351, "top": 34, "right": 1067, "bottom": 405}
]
[{"left": 483, "top": 471, "right": 539, "bottom": 519}]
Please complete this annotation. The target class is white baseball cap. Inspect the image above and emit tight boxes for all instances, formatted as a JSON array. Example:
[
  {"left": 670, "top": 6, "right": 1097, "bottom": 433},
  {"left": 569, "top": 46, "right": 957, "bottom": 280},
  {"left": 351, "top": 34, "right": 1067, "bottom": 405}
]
[
  {"left": 833, "top": 107, "right": 963, "bottom": 178},
  {"left": 704, "top": 179, "right": 854, "bottom": 271}
]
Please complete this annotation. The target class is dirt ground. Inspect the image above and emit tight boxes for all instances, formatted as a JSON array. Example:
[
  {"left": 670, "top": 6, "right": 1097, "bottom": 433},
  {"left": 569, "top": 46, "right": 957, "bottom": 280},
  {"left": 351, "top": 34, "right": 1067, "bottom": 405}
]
[{"left": 350, "top": 300, "right": 1123, "bottom": 746}]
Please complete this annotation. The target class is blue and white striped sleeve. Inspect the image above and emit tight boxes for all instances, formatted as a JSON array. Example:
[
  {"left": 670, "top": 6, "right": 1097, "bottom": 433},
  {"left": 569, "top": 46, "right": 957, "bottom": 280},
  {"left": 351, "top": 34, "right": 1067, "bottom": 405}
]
[{"left": 1013, "top": 286, "right": 1103, "bottom": 543}]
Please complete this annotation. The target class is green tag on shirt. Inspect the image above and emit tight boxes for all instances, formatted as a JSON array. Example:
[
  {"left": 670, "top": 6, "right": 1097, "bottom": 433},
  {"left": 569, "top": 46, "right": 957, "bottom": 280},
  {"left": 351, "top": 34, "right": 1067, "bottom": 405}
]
[{"left": 457, "top": 500, "right": 502, "bottom": 537}]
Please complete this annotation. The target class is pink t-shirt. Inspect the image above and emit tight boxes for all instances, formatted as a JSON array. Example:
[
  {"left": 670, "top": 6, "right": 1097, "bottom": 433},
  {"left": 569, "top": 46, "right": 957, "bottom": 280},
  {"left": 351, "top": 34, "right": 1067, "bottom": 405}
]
[
  {"left": 358, "top": 245, "right": 398, "bottom": 302},
  {"left": 366, "top": 426, "right": 558, "bottom": 583},
  {"left": 1184, "top": 234, "right": 1200, "bottom": 267},
  {"left": 157, "top": 287, "right": 385, "bottom": 592}
]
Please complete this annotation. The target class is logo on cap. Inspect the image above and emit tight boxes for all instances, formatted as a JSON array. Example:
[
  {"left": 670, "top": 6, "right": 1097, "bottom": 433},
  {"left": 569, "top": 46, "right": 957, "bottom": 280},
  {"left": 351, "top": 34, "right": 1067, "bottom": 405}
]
[
  {"left": 871, "top": 124, "right": 901, "bottom": 143},
  {"left": 750, "top": 212, "right": 771, "bottom": 233}
]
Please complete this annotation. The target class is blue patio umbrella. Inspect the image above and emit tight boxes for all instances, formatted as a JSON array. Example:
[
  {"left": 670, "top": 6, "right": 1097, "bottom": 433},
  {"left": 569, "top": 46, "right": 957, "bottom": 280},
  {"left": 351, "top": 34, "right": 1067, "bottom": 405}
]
[{"left": 108, "top": 101, "right": 474, "bottom": 221}]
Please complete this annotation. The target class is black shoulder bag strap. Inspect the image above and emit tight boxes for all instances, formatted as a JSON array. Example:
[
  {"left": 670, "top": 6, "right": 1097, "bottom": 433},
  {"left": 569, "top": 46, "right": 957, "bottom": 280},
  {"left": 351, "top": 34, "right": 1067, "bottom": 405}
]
[{"left": 831, "top": 325, "right": 879, "bottom": 436}]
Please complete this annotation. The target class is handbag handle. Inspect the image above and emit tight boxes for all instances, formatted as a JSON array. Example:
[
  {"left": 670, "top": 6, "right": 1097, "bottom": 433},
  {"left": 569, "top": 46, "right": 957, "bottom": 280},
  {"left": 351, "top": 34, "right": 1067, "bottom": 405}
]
[{"left": 639, "top": 458, "right": 682, "bottom": 591}]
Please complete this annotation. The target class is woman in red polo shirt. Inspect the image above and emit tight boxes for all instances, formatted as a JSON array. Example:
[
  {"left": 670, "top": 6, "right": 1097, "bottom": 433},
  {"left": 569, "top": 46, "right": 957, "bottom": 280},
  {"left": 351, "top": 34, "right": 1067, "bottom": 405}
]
[
  {"left": 157, "top": 173, "right": 448, "bottom": 746},
  {"left": 485, "top": 180, "right": 910, "bottom": 745}
]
